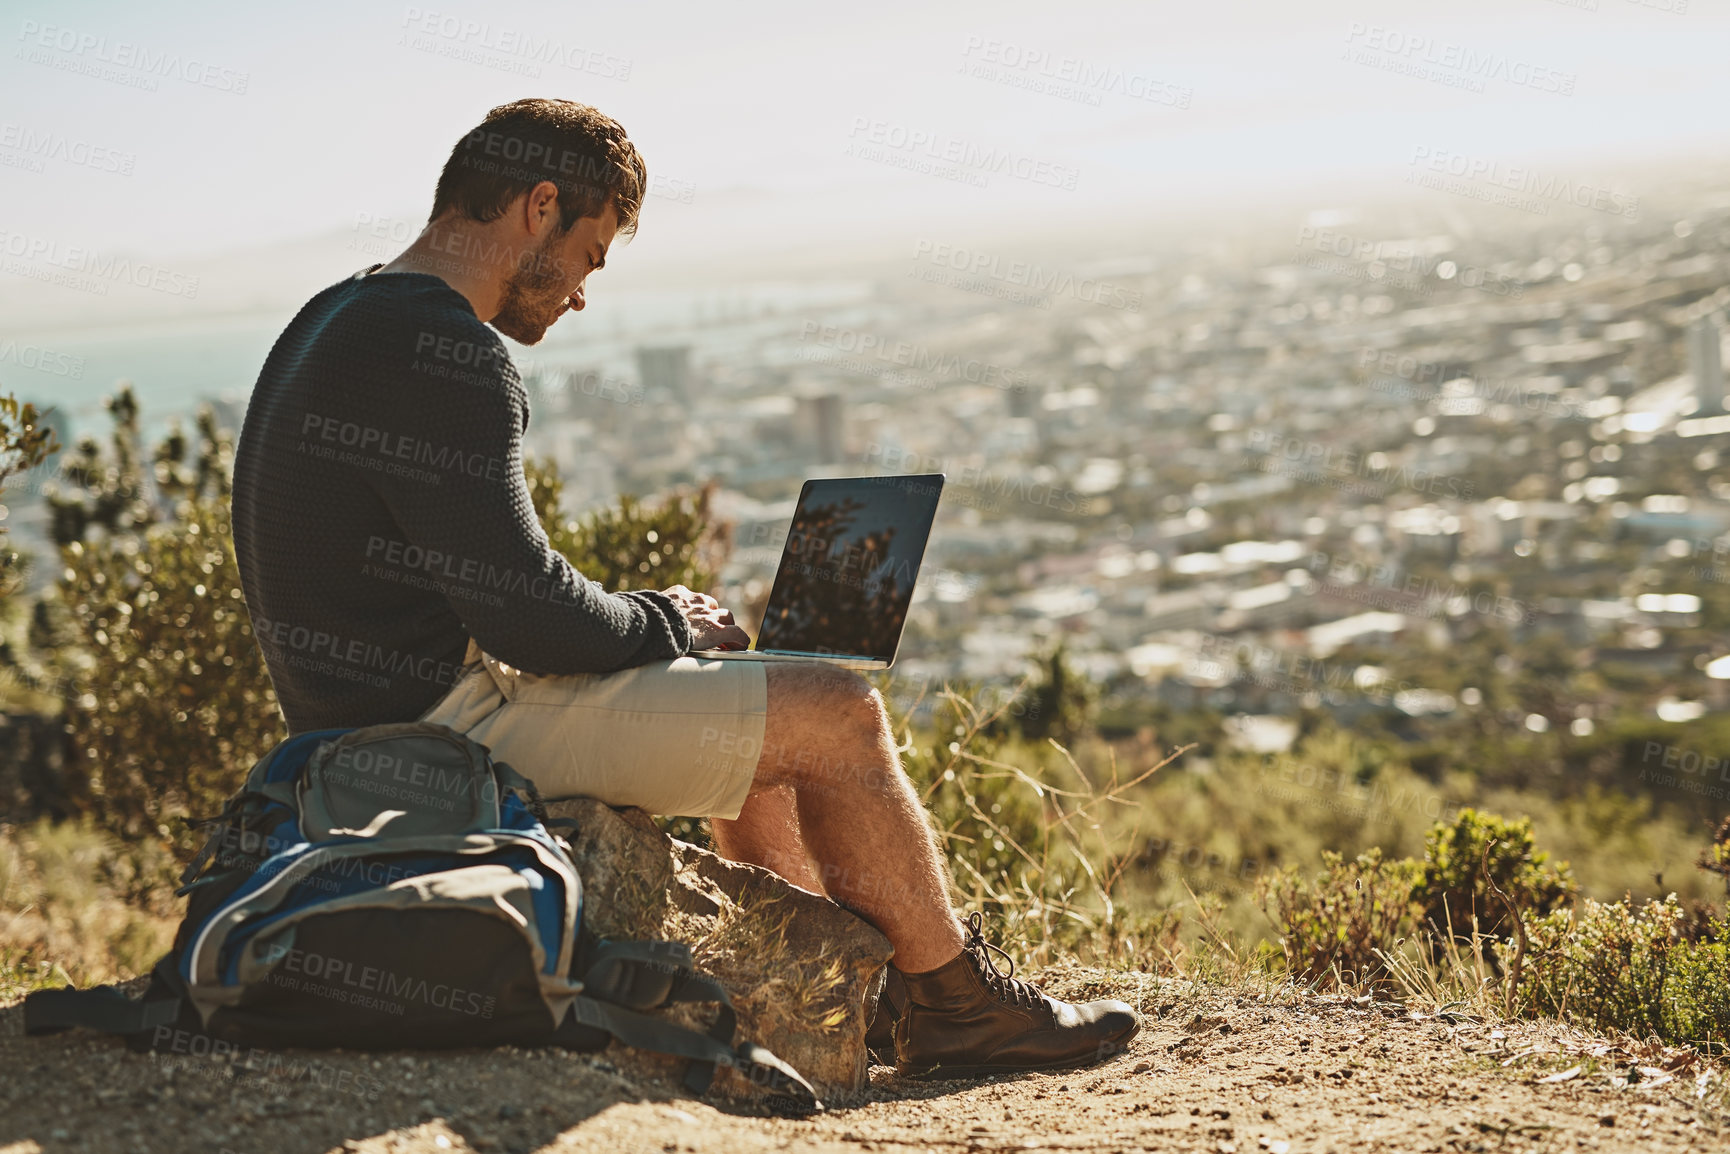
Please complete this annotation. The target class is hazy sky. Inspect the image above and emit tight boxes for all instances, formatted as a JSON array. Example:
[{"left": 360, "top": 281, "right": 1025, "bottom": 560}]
[{"left": 3, "top": 0, "right": 1729, "bottom": 322}]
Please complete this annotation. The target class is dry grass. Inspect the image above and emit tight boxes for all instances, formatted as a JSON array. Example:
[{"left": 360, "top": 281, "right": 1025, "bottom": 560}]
[
  {"left": 691, "top": 891, "right": 853, "bottom": 1035},
  {"left": 0, "top": 818, "right": 178, "bottom": 1001},
  {"left": 890, "top": 676, "right": 1194, "bottom": 972}
]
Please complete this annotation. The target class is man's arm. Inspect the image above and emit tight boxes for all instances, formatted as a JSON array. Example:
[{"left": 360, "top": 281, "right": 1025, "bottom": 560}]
[{"left": 370, "top": 377, "right": 693, "bottom": 675}]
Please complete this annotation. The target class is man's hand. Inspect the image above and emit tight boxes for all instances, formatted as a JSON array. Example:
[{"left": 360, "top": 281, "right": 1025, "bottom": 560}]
[{"left": 663, "top": 585, "right": 751, "bottom": 651}]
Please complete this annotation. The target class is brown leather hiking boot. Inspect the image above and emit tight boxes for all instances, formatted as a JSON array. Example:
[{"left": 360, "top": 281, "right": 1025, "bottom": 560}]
[
  {"left": 894, "top": 913, "right": 1139, "bottom": 1078},
  {"left": 864, "top": 966, "right": 905, "bottom": 1065}
]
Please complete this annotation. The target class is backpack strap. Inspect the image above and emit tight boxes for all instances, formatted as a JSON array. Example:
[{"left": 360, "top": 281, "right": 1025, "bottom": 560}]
[
  {"left": 582, "top": 939, "right": 705, "bottom": 1010},
  {"left": 25, "top": 979, "right": 821, "bottom": 1114},
  {"left": 490, "top": 760, "right": 549, "bottom": 820},
  {"left": 570, "top": 938, "right": 821, "bottom": 1114},
  {"left": 177, "top": 786, "right": 297, "bottom": 895},
  {"left": 558, "top": 994, "right": 821, "bottom": 1115},
  {"left": 23, "top": 986, "right": 182, "bottom": 1037}
]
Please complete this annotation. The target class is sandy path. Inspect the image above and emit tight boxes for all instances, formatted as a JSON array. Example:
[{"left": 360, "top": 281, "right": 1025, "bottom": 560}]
[{"left": 2, "top": 967, "right": 1721, "bottom": 1154}]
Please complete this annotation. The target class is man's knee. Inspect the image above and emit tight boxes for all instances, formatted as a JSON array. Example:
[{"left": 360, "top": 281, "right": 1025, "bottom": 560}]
[
  {"left": 767, "top": 662, "right": 885, "bottom": 732},
  {"left": 760, "top": 664, "right": 892, "bottom": 787}
]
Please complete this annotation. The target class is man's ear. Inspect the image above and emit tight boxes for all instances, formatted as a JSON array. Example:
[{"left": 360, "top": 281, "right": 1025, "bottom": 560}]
[{"left": 523, "top": 180, "right": 562, "bottom": 235}]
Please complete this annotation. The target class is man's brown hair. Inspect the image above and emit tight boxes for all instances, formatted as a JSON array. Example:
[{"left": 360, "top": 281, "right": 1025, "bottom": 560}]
[{"left": 430, "top": 98, "right": 647, "bottom": 236}]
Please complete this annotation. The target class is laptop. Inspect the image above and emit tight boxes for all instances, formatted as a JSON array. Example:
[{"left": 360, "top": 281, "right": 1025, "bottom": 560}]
[{"left": 703, "top": 473, "right": 945, "bottom": 670}]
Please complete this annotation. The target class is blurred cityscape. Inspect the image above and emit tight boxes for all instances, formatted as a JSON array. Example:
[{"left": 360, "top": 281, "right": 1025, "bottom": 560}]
[
  {"left": 15, "top": 177, "right": 1730, "bottom": 757},
  {"left": 511, "top": 181, "right": 1730, "bottom": 753}
]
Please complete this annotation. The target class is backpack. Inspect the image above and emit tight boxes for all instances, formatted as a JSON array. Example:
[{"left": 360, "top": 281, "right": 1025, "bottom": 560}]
[{"left": 23, "top": 722, "right": 820, "bottom": 1113}]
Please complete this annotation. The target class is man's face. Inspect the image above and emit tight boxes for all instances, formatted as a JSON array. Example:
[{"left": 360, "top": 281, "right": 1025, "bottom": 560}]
[{"left": 491, "top": 202, "right": 618, "bottom": 345}]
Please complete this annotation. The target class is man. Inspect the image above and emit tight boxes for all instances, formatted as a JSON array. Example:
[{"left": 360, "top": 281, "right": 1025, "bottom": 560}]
[{"left": 231, "top": 97, "right": 1136, "bottom": 1077}]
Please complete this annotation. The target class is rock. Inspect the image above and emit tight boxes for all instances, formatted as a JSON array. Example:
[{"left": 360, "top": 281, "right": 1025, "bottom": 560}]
[{"left": 545, "top": 798, "right": 894, "bottom": 1104}]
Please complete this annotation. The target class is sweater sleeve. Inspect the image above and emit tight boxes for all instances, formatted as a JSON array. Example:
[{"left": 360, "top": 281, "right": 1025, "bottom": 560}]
[{"left": 368, "top": 360, "right": 691, "bottom": 675}]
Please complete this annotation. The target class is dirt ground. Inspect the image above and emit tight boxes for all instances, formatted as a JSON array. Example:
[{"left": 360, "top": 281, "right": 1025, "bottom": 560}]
[{"left": 2, "top": 965, "right": 1723, "bottom": 1154}]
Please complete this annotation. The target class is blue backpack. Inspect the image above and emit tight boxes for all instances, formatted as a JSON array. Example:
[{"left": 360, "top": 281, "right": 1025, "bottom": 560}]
[{"left": 25, "top": 722, "right": 819, "bottom": 1113}]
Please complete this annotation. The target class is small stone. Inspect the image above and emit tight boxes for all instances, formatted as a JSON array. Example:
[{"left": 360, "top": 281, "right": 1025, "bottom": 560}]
[
  {"left": 1132, "top": 1061, "right": 1152, "bottom": 1074},
  {"left": 1599, "top": 1114, "right": 1616, "bottom": 1127}
]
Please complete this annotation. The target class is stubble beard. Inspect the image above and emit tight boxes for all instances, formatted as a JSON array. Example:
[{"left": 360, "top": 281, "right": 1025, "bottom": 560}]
[{"left": 491, "top": 230, "right": 570, "bottom": 346}]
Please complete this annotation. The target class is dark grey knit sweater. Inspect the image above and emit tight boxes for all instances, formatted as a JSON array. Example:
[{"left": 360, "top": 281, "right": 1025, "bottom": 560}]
[{"left": 232, "top": 269, "right": 691, "bottom": 735}]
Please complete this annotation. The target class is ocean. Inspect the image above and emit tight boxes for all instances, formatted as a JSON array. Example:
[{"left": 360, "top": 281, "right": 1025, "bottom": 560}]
[{"left": 2, "top": 279, "right": 876, "bottom": 442}]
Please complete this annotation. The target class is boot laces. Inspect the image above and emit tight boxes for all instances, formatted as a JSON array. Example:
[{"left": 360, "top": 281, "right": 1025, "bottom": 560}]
[{"left": 963, "top": 912, "right": 1043, "bottom": 1010}]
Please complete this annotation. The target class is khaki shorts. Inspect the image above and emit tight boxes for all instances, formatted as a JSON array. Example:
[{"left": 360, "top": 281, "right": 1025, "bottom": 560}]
[{"left": 420, "top": 641, "right": 767, "bottom": 819}]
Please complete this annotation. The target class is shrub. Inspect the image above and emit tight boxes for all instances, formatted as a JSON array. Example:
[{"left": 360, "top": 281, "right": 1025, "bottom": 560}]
[
  {"left": 993, "top": 644, "right": 1097, "bottom": 749},
  {"left": 0, "top": 393, "right": 59, "bottom": 590},
  {"left": 57, "top": 497, "right": 281, "bottom": 847},
  {"left": 45, "top": 388, "right": 161, "bottom": 547},
  {"left": 50, "top": 401, "right": 279, "bottom": 848},
  {"left": 1413, "top": 808, "right": 1576, "bottom": 944},
  {"left": 1521, "top": 896, "right": 1730, "bottom": 1053},
  {"left": 0, "top": 818, "right": 179, "bottom": 993},
  {"left": 1255, "top": 846, "right": 1420, "bottom": 990},
  {"left": 522, "top": 456, "right": 728, "bottom": 593}
]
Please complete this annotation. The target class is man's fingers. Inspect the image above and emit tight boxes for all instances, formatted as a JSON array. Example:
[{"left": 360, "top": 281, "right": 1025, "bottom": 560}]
[{"left": 690, "top": 623, "right": 751, "bottom": 651}]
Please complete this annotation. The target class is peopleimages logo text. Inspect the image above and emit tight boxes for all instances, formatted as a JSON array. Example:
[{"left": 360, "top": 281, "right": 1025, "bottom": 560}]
[
  {"left": 0, "top": 228, "right": 199, "bottom": 297},
  {"left": 0, "top": 123, "right": 135, "bottom": 174},
  {"left": 847, "top": 118, "right": 1080, "bottom": 190},
  {"left": 1408, "top": 147, "right": 1638, "bottom": 219},
  {"left": 251, "top": 613, "right": 464, "bottom": 690},
  {"left": 16, "top": 20, "right": 250, "bottom": 93},
  {"left": 399, "top": 7, "right": 631, "bottom": 79},
  {"left": 298, "top": 413, "right": 509, "bottom": 482},
  {"left": 957, "top": 36, "right": 1192, "bottom": 109},
  {"left": 910, "top": 240, "right": 1142, "bottom": 311},
  {"left": 260, "top": 943, "right": 498, "bottom": 1019},
  {"left": 1343, "top": 22, "right": 1576, "bottom": 95}
]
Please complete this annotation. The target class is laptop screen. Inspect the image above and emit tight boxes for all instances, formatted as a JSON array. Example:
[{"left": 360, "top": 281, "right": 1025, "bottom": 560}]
[{"left": 755, "top": 474, "right": 945, "bottom": 662}]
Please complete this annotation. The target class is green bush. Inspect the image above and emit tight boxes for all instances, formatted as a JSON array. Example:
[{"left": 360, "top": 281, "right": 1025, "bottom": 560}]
[
  {"left": 1254, "top": 807, "right": 1578, "bottom": 994},
  {"left": 992, "top": 644, "right": 1097, "bottom": 749},
  {"left": 1522, "top": 896, "right": 1730, "bottom": 1053},
  {"left": 46, "top": 388, "right": 161, "bottom": 547},
  {"left": 523, "top": 457, "right": 727, "bottom": 593},
  {"left": 0, "top": 818, "right": 178, "bottom": 993},
  {"left": 1255, "top": 847, "right": 1420, "bottom": 989},
  {"left": 50, "top": 399, "right": 279, "bottom": 848},
  {"left": 895, "top": 682, "right": 1050, "bottom": 905},
  {"left": 0, "top": 393, "right": 58, "bottom": 590},
  {"left": 58, "top": 498, "right": 281, "bottom": 846},
  {"left": 1412, "top": 808, "right": 1576, "bottom": 943}
]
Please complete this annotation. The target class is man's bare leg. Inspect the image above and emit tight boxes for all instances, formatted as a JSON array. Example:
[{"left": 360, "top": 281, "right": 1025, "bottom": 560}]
[
  {"left": 711, "top": 784, "right": 828, "bottom": 895},
  {"left": 715, "top": 662, "right": 1138, "bottom": 1076},
  {"left": 741, "top": 663, "right": 964, "bottom": 973}
]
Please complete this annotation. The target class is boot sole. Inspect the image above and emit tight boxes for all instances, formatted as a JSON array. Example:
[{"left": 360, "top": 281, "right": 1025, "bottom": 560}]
[{"left": 896, "top": 1033, "right": 1137, "bottom": 1080}]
